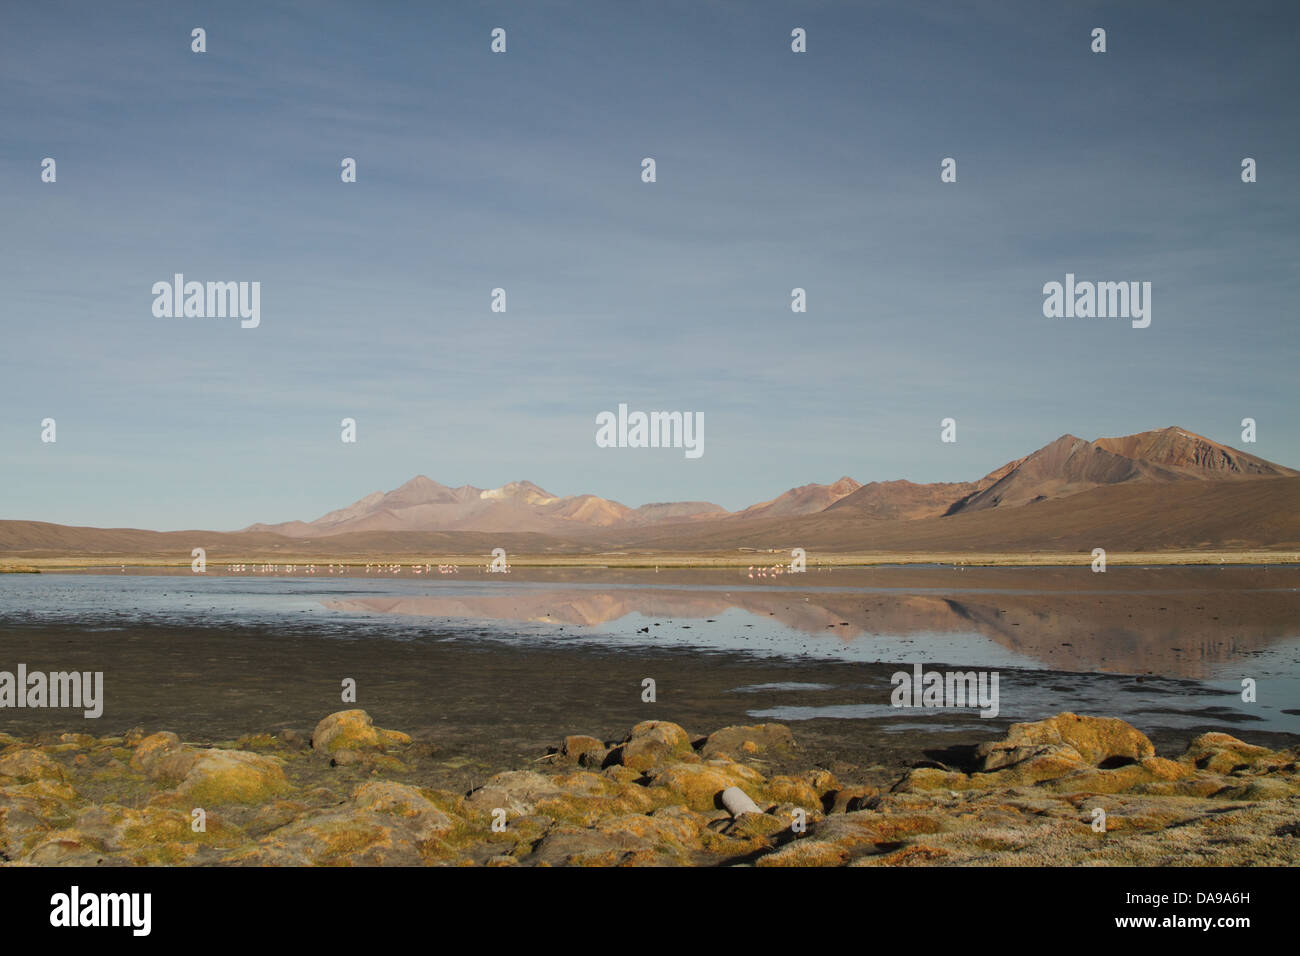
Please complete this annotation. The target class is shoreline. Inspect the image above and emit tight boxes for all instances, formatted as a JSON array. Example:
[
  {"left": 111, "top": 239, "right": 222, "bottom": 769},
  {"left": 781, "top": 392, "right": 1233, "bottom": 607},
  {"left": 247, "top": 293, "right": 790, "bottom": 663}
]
[
  {"left": 5, "top": 548, "right": 1300, "bottom": 572},
  {"left": 2, "top": 614, "right": 1297, "bottom": 762}
]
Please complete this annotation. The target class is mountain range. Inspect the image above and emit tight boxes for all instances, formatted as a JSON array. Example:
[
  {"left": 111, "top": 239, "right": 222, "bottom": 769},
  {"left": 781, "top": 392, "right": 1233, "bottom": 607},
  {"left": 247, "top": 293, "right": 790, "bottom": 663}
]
[
  {"left": 243, "top": 427, "right": 1296, "bottom": 538},
  {"left": 4, "top": 426, "right": 1297, "bottom": 557}
]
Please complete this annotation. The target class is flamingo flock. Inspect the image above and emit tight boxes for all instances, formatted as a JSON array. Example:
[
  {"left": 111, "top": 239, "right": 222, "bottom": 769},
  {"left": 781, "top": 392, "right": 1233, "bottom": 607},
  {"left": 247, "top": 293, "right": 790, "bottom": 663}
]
[
  {"left": 747, "top": 562, "right": 800, "bottom": 578},
  {"left": 408, "top": 563, "right": 461, "bottom": 575},
  {"left": 221, "top": 562, "right": 462, "bottom": 575},
  {"left": 361, "top": 562, "right": 460, "bottom": 575},
  {"left": 225, "top": 563, "right": 339, "bottom": 574},
  {"left": 747, "top": 561, "right": 821, "bottom": 578}
]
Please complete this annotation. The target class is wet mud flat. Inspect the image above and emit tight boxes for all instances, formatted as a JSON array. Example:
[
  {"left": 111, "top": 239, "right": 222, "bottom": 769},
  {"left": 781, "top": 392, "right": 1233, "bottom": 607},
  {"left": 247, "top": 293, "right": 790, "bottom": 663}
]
[{"left": 1, "top": 620, "right": 1296, "bottom": 795}]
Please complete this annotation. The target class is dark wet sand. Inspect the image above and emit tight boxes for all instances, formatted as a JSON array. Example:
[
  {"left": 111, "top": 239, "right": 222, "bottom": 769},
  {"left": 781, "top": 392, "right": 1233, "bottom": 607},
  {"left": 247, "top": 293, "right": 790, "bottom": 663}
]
[{"left": 3, "top": 620, "right": 1297, "bottom": 797}]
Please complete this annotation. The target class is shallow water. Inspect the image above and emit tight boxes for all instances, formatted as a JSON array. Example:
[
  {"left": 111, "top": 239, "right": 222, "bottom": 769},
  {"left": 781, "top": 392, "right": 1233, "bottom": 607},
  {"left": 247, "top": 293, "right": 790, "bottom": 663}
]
[{"left": 1, "top": 567, "right": 1296, "bottom": 739}]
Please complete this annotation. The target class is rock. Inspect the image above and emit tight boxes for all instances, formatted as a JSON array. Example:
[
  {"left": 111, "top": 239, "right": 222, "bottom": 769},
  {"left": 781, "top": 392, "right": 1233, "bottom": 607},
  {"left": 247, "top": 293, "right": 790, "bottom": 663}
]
[
  {"left": 1135, "top": 777, "right": 1230, "bottom": 799},
  {"left": 4, "top": 712, "right": 1296, "bottom": 868},
  {"left": 645, "top": 761, "right": 767, "bottom": 812},
  {"left": 247, "top": 800, "right": 310, "bottom": 836},
  {"left": 24, "top": 833, "right": 108, "bottom": 866},
  {"left": 129, "top": 732, "right": 184, "bottom": 775},
  {"left": 804, "top": 769, "right": 841, "bottom": 795},
  {"left": 550, "top": 770, "right": 618, "bottom": 796},
  {"left": 528, "top": 773, "right": 633, "bottom": 826},
  {"left": 555, "top": 735, "right": 609, "bottom": 769},
  {"left": 755, "top": 840, "right": 849, "bottom": 867},
  {"left": 728, "top": 810, "right": 792, "bottom": 840},
  {"left": 239, "top": 816, "right": 403, "bottom": 866},
  {"left": 111, "top": 806, "right": 243, "bottom": 863},
  {"left": 863, "top": 844, "right": 952, "bottom": 866},
  {"left": 647, "top": 805, "right": 707, "bottom": 843},
  {"left": 527, "top": 824, "right": 657, "bottom": 867},
  {"left": 352, "top": 780, "right": 436, "bottom": 815},
  {"left": 976, "top": 713, "right": 1153, "bottom": 770},
  {"left": 618, "top": 721, "right": 692, "bottom": 772},
  {"left": 168, "top": 750, "right": 291, "bottom": 806},
  {"left": 813, "top": 811, "right": 944, "bottom": 848},
  {"left": 1044, "top": 763, "right": 1177, "bottom": 795},
  {"left": 1138, "top": 756, "right": 1193, "bottom": 781},
  {"left": 828, "top": 786, "right": 880, "bottom": 813},
  {"left": 767, "top": 775, "right": 821, "bottom": 809},
  {"left": 1180, "top": 733, "right": 1277, "bottom": 774},
  {"left": 578, "top": 748, "right": 608, "bottom": 770},
  {"left": 230, "top": 786, "right": 464, "bottom": 866},
  {"left": 0, "top": 749, "right": 69, "bottom": 784},
  {"left": 559, "top": 735, "right": 606, "bottom": 764},
  {"left": 0, "top": 804, "right": 51, "bottom": 859},
  {"left": 893, "top": 768, "right": 970, "bottom": 792},
  {"left": 984, "top": 745, "right": 1091, "bottom": 786},
  {"left": 598, "top": 811, "right": 700, "bottom": 851},
  {"left": 720, "top": 786, "right": 763, "bottom": 817},
  {"left": 351, "top": 781, "right": 456, "bottom": 838},
  {"left": 466, "top": 771, "right": 569, "bottom": 817},
  {"left": 1214, "top": 778, "right": 1294, "bottom": 801},
  {"left": 528, "top": 811, "right": 700, "bottom": 866},
  {"left": 699, "top": 724, "right": 795, "bottom": 760},
  {"left": 602, "top": 765, "right": 641, "bottom": 785},
  {"left": 310, "top": 710, "right": 410, "bottom": 755},
  {"left": 0, "top": 779, "right": 78, "bottom": 815}
]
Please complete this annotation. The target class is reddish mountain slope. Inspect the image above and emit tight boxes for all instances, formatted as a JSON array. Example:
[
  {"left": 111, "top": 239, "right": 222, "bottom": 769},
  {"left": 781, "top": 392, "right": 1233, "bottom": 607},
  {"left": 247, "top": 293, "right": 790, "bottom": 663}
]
[{"left": 735, "top": 477, "right": 862, "bottom": 519}]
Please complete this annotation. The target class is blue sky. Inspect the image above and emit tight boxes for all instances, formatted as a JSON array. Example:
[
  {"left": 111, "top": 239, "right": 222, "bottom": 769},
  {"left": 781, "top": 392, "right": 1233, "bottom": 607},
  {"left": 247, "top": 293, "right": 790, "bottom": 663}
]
[{"left": 2, "top": 0, "right": 1297, "bottom": 530}]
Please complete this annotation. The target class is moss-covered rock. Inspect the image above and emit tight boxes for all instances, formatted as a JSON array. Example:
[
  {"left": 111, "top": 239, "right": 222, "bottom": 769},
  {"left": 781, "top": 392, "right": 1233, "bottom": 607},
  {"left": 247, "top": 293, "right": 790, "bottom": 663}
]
[
  {"left": 157, "top": 750, "right": 291, "bottom": 806},
  {"left": 644, "top": 759, "right": 767, "bottom": 812},
  {"left": 617, "top": 721, "right": 693, "bottom": 772},
  {"left": 0, "top": 748, "right": 69, "bottom": 784},
  {"left": 977, "top": 713, "right": 1154, "bottom": 769},
  {"left": 558, "top": 735, "right": 606, "bottom": 765},
  {"left": 129, "top": 732, "right": 184, "bottom": 774},
  {"left": 767, "top": 775, "right": 822, "bottom": 809},
  {"left": 699, "top": 723, "right": 795, "bottom": 760},
  {"left": 1180, "top": 732, "right": 1279, "bottom": 775},
  {"left": 755, "top": 839, "right": 849, "bottom": 867},
  {"left": 310, "top": 710, "right": 411, "bottom": 755}
]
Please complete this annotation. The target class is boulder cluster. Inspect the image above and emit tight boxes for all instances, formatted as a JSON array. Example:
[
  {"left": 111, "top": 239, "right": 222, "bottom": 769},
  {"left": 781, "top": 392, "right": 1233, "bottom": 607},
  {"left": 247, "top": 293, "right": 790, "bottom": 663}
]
[{"left": 1, "top": 710, "right": 1297, "bottom": 866}]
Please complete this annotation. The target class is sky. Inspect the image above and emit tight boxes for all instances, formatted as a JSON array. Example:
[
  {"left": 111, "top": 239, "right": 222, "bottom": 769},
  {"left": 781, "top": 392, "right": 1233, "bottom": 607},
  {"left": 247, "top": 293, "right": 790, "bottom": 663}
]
[{"left": 2, "top": 0, "right": 1297, "bottom": 530}]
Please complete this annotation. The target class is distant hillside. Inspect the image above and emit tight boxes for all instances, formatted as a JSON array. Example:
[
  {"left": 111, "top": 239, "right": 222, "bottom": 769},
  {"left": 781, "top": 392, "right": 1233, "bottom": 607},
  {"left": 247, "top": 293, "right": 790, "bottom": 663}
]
[
  {"left": 829, "top": 427, "right": 1297, "bottom": 520},
  {"left": 601, "top": 477, "right": 1300, "bottom": 553},
  {"left": 4, "top": 427, "right": 1297, "bottom": 558},
  {"left": 734, "top": 477, "right": 862, "bottom": 519}
]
